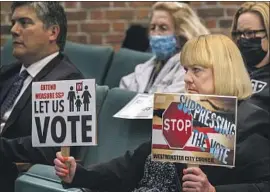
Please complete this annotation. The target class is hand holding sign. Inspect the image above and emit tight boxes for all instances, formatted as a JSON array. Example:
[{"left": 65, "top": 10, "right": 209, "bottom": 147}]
[
  {"left": 54, "top": 151, "right": 76, "bottom": 184},
  {"left": 182, "top": 167, "right": 216, "bottom": 192}
]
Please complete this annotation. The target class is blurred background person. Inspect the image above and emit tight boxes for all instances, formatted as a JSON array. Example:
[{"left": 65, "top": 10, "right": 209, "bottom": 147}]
[
  {"left": 121, "top": 2, "right": 191, "bottom": 53},
  {"left": 119, "top": 2, "right": 209, "bottom": 94},
  {"left": 231, "top": 2, "right": 269, "bottom": 112}
]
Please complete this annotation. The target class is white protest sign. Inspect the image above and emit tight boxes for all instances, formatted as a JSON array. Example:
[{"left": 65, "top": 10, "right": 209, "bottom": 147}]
[
  {"left": 113, "top": 94, "right": 153, "bottom": 119},
  {"left": 32, "top": 79, "right": 97, "bottom": 147}
]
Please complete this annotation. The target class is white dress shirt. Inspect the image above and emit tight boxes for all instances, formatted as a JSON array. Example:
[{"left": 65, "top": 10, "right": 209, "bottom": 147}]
[{"left": 0, "top": 52, "right": 59, "bottom": 134}]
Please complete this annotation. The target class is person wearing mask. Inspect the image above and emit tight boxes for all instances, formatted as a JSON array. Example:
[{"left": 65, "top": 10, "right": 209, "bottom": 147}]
[
  {"left": 231, "top": 2, "right": 269, "bottom": 112},
  {"left": 54, "top": 34, "right": 270, "bottom": 192},
  {"left": 119, "top": 2, "right": 209, "bottom": 94},
  {"left": 0, "top": 2, "right": 84, "bottom": 191}
]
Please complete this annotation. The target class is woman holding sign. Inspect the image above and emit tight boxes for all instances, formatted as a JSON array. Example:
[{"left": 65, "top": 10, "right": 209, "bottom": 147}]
[{"left": 54, "top": 34, "right": 270, "bottom": 192}]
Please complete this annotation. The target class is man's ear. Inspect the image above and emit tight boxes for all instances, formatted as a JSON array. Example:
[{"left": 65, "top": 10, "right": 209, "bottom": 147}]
[{"left": 48, "top": 25, "right": 60, "bottom": 42}]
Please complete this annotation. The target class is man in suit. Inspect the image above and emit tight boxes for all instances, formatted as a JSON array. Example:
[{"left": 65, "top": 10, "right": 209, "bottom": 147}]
[{"left": 0, "top": 2, "right": 84, "bottom": 191}]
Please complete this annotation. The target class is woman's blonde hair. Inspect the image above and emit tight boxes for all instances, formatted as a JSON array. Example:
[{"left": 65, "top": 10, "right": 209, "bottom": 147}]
[
  {"left": 180, "top": 34, "right": 252, "bottom": 100},
  {"left": 151, "top": 2, "right": 210, "bottom": 40},
  {"left": 231, "top": 2, "right": 269, "bottom": 41}
]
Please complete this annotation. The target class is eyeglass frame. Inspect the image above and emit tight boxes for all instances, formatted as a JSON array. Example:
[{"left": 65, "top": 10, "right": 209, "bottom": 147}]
[{"left": 231, "top": 29, "right": 267, "bottom": 39}]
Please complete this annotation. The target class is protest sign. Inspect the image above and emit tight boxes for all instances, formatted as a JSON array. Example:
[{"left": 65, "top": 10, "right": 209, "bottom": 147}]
[
  {"left": 114, "top": 94, "right": 153, "bottom": 119},
  {"left": 32, "top": 79, "right": 96, "bottom": 147},
  {"left": 152, "top": 93, "right": 237, "bottom": 168}
]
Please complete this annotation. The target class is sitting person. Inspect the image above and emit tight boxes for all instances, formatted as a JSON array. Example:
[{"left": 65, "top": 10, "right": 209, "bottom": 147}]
[
  {"left": 119, "top": 2, "right": 209, "bottom": 94},
  {"left": 54, "top": 34, "right": 270, "bottom": 192},
  {"left": 231, "top": 2, "right": 269, "bottom": 112},
  {"left": 0, "top": 2, "right": 84, "bottom": 191}
]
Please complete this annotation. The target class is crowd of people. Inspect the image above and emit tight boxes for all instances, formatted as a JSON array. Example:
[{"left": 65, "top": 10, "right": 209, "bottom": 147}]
[{"left": 0, "top": 1, "right": 269, "bottom": 192}]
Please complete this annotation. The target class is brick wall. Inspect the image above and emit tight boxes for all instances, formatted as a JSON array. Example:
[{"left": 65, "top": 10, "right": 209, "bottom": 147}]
[{"left": 0, "top": 1, "right": 243, "bottom": 50}]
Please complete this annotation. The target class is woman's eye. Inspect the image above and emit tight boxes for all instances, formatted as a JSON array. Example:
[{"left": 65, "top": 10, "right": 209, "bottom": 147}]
[
  {"left": 21, "top": 20, "right": 26, "bottom": 25},
  {"left": 160, "top": 25, "right": 168, "bottom": 31},
  {"left": 150, "top": 25, "right": 155, "bottom": 31},
  {"left": 193, "top": 68, "right": 201, "bottom": 73}
]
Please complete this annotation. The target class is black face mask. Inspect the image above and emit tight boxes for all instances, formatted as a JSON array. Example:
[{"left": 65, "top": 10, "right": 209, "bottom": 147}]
[{"left": 237, "top": 37, "right": 267, "bottom": 70}]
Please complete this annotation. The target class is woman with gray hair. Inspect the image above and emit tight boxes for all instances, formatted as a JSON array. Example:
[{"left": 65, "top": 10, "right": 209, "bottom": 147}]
[{"left": 119, "top": 2, "right": 209, "bottom": 94}]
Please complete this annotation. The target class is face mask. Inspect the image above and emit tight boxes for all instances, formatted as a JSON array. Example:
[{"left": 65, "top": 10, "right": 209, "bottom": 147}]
[
  {"left": 149, "top": 35, "right": 177, "bottom": 61},
  {"left": 237, "top": 37, "right": 267, "bottom": 70}
]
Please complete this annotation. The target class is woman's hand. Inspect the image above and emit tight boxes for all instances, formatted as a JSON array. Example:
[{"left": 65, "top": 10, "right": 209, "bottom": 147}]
[
  {"left": 182, "top": 167, "right": 216, "bottom": 192},
  {"left": 54, "top": 152, "right": 77, "bottom": 184}
]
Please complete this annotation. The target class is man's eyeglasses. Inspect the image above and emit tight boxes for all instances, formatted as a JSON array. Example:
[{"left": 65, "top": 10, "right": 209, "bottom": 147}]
[{"left": 232, "top": 29, "right": 266, "bottom": 39}]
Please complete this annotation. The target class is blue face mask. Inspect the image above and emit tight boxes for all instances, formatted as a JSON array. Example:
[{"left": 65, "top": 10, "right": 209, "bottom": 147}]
[{"left": 149, "top": 35, "right": 177, "bottom": 61}]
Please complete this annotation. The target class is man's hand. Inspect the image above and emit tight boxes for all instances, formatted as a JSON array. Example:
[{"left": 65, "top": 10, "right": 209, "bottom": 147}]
[
  {"left": 54, "top": 152, "right": 77, "bottom": 184},
  {"left": 182, "top": 167, "right": 215, "bottom": 192}
]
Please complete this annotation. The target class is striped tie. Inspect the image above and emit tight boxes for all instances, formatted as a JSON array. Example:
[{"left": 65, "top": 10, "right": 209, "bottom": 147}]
[{"left": 0, "top": 70, "right": 29, "bottom": 118}]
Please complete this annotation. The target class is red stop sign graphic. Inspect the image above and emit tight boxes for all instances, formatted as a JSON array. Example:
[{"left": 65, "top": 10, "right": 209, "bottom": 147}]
[{"left": 162, "top": 102, "right": 193, "bottom": 149}]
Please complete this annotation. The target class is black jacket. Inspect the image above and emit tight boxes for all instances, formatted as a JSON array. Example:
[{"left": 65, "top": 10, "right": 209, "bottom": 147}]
[
  {"left": 64, "top": 100, "right": 270, "bottom": 192},
  {"left": 0, "top": 53, "right": 84, "bottom": 190},
  {"left": 249, "top": 64, "right": 270, "bottom": 112}
]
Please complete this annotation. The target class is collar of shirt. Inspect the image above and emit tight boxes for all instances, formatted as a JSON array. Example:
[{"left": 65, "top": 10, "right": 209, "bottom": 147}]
[{"left": 20, "top": 52, "right": 59, "bottom": 78}]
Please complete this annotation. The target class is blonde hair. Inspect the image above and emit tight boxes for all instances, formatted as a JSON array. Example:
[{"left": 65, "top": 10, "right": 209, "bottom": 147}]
[
  {"left": 180, "top": 34, "right": 252, "bottom": 100},
  {"left": 231, "top": 2, "right": 269, "bottom": 40},
  {"left": 151, "top": 2, "right": 210, "bottom": 40}
]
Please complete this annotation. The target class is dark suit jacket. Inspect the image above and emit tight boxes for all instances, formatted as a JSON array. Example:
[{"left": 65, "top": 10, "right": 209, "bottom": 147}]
[
  {"left": 249, "top": 64, "right": 270, "bottom": 113},
  {"left": 0, "top": 53, "right": 84, "bottom": 166},
  {"left": 64, "top": 100, "right": 270, "bottom": 192}
]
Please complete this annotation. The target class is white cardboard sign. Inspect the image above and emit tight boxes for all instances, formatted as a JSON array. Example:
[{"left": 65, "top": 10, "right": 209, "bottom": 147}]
[
  {"left": 113, "top": 94, "right": 153, "bottom": 119},
  {"left": 32, "top": 79, "right": 97, "bottom": 147}
]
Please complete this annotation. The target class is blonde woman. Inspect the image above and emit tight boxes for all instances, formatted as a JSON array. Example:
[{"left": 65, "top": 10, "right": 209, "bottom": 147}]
[
  {"left": 54, "top": 34, "right": 269, "bottom": 192},
  {"left": 119, "top": 2, "right": 209, "bottom": 94},
  {"left": 231, "top": 2, "right": 269, "bottom": 111}
]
